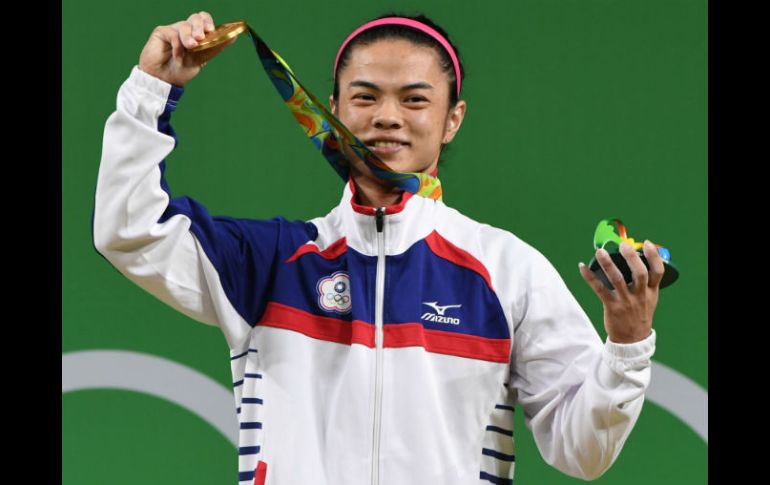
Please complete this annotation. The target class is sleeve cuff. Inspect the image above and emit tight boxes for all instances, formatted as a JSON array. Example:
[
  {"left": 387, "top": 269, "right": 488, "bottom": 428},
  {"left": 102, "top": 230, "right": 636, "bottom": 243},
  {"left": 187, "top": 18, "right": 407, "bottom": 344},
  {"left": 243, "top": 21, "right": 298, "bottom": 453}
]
[
  {"left": 602, "top": 329, "right": 656, "bottom": 374},
  {"left": 127, "top": 66, "right": 185, "bottom": 105}
]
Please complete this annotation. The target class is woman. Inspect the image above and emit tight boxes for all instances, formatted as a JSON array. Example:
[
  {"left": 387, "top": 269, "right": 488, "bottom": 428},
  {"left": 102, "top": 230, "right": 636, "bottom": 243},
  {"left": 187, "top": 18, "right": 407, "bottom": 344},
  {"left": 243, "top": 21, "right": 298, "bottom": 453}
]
[{"left": 94, "top": 11, "right": 663, "bottom": 485}]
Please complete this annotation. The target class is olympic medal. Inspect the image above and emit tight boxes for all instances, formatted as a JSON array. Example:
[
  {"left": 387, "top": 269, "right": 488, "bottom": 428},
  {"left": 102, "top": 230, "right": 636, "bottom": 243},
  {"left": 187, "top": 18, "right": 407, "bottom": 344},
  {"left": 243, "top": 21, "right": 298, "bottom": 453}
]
[{"left": 189, "top": 21, "right": 247, "bottom": 53}]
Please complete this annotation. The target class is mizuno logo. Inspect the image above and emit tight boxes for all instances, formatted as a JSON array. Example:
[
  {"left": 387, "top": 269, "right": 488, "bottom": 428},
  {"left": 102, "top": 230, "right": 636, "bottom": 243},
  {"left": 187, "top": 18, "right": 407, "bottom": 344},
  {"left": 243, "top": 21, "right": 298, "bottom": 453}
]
[
  {"left": 421, "top": 301, "right": 462, "bottom": 325},
  {"left": 422, "top": 301, "right": 462, "bottom": 315}
]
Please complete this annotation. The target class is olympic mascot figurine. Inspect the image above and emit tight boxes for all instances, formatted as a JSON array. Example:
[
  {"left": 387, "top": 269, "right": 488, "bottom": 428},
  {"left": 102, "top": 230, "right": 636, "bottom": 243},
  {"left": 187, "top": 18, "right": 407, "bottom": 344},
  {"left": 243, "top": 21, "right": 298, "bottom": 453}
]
[{"left": 589, "top": 218, "right": 679, "bottom": 290}]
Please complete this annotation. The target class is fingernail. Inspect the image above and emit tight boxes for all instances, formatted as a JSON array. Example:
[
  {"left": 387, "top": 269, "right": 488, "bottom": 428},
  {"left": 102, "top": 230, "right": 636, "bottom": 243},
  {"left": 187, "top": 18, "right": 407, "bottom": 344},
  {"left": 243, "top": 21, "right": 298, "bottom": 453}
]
[
  {"left": 620, "top": 241, "right": 632, "bottom": 252},
  {"left": 578, "top": 262, "right": 585, "bottom": 269}
]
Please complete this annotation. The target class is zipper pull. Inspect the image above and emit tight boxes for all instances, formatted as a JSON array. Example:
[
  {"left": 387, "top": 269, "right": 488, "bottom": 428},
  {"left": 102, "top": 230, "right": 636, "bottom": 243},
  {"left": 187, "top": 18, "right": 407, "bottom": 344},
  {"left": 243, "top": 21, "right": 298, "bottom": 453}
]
[{"left": 375, "top": 207, "right": 384, "bottom": 233}]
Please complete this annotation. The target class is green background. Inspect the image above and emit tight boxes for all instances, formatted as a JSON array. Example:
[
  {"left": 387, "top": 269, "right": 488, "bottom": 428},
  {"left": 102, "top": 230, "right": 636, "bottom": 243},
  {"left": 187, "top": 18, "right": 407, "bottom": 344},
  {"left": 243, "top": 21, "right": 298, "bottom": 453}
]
[{"left": 63, "top": 0, "right": 707, "bottom": 483}]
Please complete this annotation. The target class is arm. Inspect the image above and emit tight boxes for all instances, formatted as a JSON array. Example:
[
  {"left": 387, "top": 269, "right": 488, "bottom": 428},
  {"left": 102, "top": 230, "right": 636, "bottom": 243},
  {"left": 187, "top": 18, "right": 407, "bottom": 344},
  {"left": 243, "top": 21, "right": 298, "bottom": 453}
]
[
  {"left": 92, "top": 66, "right": 243, "bottom": 349},
  {"left": 93, "top": 13, "right": 315, "bottom": 350},
  {"left": 509, "top": 248, "right": 656, "bottom": 480}
]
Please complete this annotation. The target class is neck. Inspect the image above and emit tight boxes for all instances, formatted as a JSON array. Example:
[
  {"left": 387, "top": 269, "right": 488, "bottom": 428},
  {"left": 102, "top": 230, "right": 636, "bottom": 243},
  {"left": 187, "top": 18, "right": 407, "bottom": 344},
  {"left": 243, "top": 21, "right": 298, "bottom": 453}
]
[
  {"left": 350, "top": 171, "right": 405, "bottom": 207},
  {"left": 349, "top": 163, "right": 440, "bottom": 207}
]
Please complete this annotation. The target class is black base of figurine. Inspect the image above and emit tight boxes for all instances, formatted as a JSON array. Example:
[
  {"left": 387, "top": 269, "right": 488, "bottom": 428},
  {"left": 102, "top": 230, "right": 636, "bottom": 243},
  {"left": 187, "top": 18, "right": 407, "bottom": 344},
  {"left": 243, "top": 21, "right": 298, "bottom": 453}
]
[{"left": 588, "top": 250, "right": 679, "bottom": 290}]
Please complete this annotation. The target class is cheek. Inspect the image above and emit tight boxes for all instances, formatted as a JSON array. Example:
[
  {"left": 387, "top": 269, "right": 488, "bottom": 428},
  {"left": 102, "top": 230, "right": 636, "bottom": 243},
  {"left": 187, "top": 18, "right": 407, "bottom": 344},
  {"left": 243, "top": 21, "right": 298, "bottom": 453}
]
[
  {"left": 337, "top": 105, "right": 366, "bottom": 130},
  {"left": 413, "top": 112, "right": 447, "bottom": 144}
]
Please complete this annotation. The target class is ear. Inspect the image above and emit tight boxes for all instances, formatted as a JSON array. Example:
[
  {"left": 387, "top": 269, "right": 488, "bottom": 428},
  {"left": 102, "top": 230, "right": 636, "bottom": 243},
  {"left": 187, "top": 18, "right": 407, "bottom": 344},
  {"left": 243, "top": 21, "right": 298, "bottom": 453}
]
[
  {"left": 329, "top": 95, "right": 337, "bottom": 116},
  {"left": 442, "top": 100, "right": 467, "bottom": 144}
]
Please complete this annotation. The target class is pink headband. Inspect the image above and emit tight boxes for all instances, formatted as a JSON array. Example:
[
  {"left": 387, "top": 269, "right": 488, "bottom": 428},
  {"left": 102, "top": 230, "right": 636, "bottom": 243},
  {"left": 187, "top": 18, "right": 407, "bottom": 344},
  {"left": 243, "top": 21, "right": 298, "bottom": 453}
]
[{"left": 333, "top": 17, "right": 462, "bottom": 98}]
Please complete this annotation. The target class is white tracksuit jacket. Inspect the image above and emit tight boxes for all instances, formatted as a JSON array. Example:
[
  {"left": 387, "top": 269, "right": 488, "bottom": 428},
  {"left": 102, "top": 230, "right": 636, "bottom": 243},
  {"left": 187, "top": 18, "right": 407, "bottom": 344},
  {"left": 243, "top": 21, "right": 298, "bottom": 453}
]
[{"left": 93, "top": 66, "right": 656, "bottom": 485}]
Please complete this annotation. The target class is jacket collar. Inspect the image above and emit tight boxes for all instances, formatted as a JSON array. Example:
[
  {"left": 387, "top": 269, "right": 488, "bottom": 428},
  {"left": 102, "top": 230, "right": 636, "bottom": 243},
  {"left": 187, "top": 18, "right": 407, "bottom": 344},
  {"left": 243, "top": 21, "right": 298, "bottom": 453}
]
[
  {"left": 334, "top": 168, "right": 441, "bottom": 256},
  {"left": 344, "top": 166, "right": 440, "bottom": 217}
]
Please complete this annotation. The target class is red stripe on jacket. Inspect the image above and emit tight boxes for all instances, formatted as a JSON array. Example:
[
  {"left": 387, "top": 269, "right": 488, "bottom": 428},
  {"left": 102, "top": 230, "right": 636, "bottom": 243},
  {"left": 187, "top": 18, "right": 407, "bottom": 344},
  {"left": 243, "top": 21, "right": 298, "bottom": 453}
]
[{"left": 258, "top": 302, "right": 509, "bottom": 363}]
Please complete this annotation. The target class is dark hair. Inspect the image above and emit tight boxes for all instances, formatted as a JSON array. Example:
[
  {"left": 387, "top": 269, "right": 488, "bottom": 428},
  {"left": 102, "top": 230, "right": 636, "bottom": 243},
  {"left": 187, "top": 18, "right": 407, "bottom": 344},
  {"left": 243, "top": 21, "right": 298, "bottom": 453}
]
[{"left": 333, "top": 13, "right": 465, "bottom": 107}]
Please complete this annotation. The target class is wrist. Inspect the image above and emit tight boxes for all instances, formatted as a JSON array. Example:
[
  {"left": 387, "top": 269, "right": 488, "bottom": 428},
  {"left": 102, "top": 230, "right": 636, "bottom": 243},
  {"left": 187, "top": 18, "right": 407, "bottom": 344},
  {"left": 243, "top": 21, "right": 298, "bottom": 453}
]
[
  {"left": 607, "top": 329, "right": 653, "bottom": 344},
  {"left": 137, "top": 64, "right": 185, "bottom": 88}
]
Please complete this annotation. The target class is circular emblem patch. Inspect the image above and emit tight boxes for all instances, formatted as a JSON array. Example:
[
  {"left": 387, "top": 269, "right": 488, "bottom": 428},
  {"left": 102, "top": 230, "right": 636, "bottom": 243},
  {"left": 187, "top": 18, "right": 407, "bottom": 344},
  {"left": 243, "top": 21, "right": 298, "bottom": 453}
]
[{"left": 317, "top": 271, "right": 352, "bottom": 314}]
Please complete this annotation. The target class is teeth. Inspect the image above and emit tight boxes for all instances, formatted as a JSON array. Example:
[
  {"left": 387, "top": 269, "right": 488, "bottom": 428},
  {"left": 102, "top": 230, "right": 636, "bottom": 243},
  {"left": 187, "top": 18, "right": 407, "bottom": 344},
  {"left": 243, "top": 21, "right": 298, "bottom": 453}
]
[{"left": 372, "top": 141, "right": 403, "bottom": 148}]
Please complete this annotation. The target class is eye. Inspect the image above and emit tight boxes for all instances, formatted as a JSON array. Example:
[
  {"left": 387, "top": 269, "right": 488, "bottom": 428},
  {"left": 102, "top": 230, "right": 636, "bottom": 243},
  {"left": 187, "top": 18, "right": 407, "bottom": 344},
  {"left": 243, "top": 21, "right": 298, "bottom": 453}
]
[
  {"left": 353, "top": 93, "right": 375, "bottom": 101},
  {"left": 405, "top": 96, "right": 428, "bottom": 103}
]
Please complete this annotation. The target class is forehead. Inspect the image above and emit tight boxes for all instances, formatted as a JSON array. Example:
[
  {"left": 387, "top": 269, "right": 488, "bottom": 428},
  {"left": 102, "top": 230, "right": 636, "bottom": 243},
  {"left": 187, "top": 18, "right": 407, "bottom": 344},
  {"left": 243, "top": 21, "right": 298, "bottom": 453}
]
[{"left": 339, "top": 39, "right": 448, "bottom": 89}]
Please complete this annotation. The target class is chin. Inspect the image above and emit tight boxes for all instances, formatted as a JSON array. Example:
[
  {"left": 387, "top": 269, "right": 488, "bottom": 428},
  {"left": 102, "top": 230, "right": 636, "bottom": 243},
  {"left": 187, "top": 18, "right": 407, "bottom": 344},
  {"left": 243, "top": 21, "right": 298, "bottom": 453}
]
[{"left": 382, "top": 159, "right": 424, "bottom": 173}]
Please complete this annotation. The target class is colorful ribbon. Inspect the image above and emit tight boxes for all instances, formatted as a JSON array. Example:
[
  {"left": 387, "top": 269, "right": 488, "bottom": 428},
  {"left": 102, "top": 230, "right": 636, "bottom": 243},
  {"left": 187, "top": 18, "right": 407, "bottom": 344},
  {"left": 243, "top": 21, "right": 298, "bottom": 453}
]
[{"left": 244, "top": 25, "right": 443, "bottom": 201}]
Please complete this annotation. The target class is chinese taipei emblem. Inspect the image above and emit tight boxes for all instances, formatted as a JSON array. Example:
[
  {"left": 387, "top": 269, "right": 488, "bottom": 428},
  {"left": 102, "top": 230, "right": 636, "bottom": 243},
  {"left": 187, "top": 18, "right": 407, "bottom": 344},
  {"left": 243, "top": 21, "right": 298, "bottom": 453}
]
[{"left": 317, "top": 271, "right": 352, "bottom": 314}]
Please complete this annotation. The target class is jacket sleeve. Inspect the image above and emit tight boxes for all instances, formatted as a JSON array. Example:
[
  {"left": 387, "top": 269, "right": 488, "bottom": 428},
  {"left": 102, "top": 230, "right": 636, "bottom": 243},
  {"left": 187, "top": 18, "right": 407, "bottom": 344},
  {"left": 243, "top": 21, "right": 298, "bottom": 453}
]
[
  {"left": 509, "top": 247, "right": 656, "bottom": 481},
  {"left": 92, "top": 66, "right": 317, "bottom": 351}
]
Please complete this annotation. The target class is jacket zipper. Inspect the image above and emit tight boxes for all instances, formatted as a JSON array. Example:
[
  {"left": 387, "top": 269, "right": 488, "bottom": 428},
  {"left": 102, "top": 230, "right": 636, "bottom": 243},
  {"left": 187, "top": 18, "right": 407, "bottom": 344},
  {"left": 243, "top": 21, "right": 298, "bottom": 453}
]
[{"left": 371, "top": 207, "right": 385, "bottom": 485}]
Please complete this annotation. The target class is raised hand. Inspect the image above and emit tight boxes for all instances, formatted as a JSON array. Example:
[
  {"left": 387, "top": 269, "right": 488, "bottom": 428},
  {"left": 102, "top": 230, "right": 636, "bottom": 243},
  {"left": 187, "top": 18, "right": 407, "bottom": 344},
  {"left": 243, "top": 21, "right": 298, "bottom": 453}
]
[{"left": 138, "top": 11, "right": 237, "bottom": 87}]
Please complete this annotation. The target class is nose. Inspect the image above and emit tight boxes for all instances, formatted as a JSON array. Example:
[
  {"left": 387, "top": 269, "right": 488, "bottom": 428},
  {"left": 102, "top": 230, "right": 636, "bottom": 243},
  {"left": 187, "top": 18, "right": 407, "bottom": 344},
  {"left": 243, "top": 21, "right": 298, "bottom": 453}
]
[{"left": 372, "top": 98, "right": 402, "bottom": 130}]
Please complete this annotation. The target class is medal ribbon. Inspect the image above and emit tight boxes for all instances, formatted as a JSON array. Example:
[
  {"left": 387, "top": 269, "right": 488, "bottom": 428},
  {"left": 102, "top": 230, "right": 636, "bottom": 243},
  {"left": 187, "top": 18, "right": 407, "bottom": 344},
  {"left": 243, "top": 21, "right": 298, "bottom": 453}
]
[{"left": 242, "top": 25, "right": 443, "bottom": 201}]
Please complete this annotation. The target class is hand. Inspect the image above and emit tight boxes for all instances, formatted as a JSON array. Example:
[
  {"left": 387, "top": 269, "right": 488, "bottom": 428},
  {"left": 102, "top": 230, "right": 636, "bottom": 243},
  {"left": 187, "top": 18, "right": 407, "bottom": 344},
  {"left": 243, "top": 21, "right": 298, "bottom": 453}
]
[
  {"left": 138, "top": 11, "right": 238, "bottom": 87},
  {"left": 579, "top": 240, "right": 665, "bottom": 343}
]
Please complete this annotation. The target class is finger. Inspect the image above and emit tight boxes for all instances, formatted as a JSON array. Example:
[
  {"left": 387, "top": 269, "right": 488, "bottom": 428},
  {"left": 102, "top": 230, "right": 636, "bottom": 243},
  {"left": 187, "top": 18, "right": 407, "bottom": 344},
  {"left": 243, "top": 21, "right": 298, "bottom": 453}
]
[
  {"left": 619, "top": 241, "right": 648, "bottom": 293},
  {"left": 174, "top": 20, "right": 197, "bottom": 50},
  {"left": 578, "top": 262, "right": 613, "bottom": 302},
  {"left": 187, "top": 12, "right": 207, "bottom": 41},
  {"left": 643, "top": 240, "right": 666, "bottom": 288},
  {"left": 595, "top": 247, "right": 630, "bottom": 298},
  {"left": 152, "top": 25, "right": 181, "bottom": 59},
  {"left": 152, "top": 25, "right": 177, "bottom": 45},
  {"left": 168, "top": 28, "right": 182, "bottom": 61},
  {"left": 198, "top": 11, "right": 216, "bottom": 32}
]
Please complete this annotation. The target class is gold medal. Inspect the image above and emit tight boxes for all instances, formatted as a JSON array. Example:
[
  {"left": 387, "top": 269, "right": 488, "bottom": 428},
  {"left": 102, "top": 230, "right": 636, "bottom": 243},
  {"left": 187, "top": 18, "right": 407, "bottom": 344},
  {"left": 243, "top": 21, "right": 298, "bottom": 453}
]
[{"left": 189, "top": 21, "right": 247, "bottom": 52}]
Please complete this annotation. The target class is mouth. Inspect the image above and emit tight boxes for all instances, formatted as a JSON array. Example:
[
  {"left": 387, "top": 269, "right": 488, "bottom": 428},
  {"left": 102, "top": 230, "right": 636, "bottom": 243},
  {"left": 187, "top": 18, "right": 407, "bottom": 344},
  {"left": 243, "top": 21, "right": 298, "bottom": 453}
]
[{"left": 364, "top": 139, "right": 410, "bottom": 156}]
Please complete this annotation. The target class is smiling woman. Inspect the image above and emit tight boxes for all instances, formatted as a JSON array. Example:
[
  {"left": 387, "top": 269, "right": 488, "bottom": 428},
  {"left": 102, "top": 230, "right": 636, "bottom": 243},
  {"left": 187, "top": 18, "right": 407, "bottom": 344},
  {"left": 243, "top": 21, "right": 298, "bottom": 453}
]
[
  {"left": 93, "top": 10, "right": 664, "bottom": 485},
  {"left": 329, "top": 15, "right": 467, "bottom": 207}
]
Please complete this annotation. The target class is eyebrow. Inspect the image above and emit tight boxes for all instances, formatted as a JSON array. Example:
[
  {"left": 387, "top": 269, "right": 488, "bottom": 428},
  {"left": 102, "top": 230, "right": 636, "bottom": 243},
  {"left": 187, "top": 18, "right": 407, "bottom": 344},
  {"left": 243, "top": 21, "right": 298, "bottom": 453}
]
[{"left": 348, "top": 80, "right": 434, "bottom": 91}]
